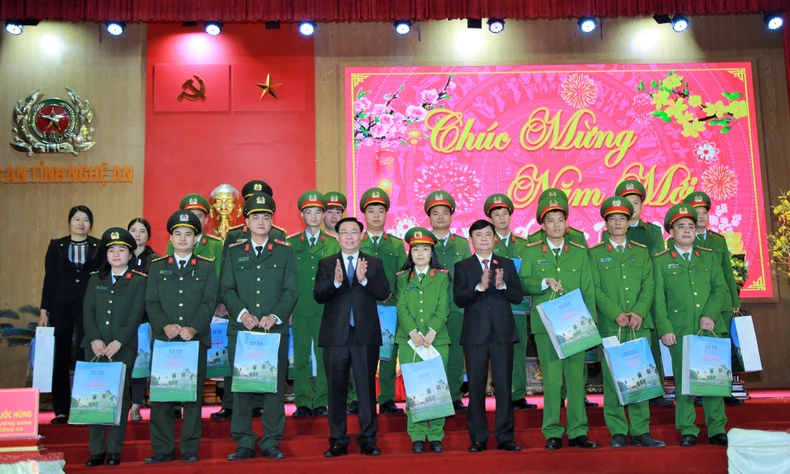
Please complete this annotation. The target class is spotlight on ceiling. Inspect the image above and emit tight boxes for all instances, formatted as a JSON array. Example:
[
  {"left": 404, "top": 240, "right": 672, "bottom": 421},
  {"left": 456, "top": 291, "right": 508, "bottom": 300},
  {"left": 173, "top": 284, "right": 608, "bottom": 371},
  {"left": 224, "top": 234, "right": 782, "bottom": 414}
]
[
  {"left": 106, "top": 21, "right": 125, "bottom": 36},
  {"left": 298, "top": 21, "right": 316, "bottom": 36},
  {"left": 578, "top": 17, "right": 597, "bottom": 34},
  {"left": 205, "top": 21, "right": 222, "bottom": 36},
  {"left": 5, "top": 21, "right": 23, "bottom": 35},
  {"left": 671, "top": 14, "right": 689, "bottom": 33},
  {"left": 394, "top": 20, "right": 412, "bottom": 35},
  {"left": 488, "top": 18, "right": 505, "bottom": 34},
  {"left": 764, "top": 12, "right": 783, "bottom": 30}
]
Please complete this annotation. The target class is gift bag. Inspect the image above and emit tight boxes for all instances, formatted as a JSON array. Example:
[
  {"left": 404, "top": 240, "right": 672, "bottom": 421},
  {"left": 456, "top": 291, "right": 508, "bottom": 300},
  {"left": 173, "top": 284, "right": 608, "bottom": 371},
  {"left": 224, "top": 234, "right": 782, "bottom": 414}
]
[
  {"left": 378, "top": 305, "right": 397, "bottom": 361},
  {"left": 232, "top": 331, "right": 281, "bottom": 393},
  {"left": 536, "top": 289, "right": 602, "bottom": 359},
  {"left": 730, "top": 313, "right": 762, "bottom": 373},
  {"left": 287, "top": 327, "right": 295, "bottom": 378},
  {"left": 206, "top": 320, "right": 231, "bottom": 378},
  {"left": 69, "top": 360, "right": 126, "bottom": 425},
  {"left": 659, "top": 339, "right": 674, "bottom": 377},
  {"left": 132, "top": 323, "right": 152, "bottom": 379},
  {"left": 401, "top": 356, "right": 455, "bottom": 423},
  {"left": 603, "top": 335, "right": 664, "bottom": 406},
  {"left": 681, "top": 334, "right": 732, "bottom": 397},
  {"left": 32, "top": 327, "right": 55, "bottom": 393},
  {"left": 149, "top": 340, "right": 200, "bottom": 402}
]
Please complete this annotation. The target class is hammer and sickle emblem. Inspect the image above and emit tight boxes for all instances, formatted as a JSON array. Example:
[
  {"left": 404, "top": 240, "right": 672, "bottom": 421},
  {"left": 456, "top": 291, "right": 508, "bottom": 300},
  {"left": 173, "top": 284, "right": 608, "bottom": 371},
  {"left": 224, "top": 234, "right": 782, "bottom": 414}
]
[{"left": 177, "top": 75, "right": 207, "bottom": 102}]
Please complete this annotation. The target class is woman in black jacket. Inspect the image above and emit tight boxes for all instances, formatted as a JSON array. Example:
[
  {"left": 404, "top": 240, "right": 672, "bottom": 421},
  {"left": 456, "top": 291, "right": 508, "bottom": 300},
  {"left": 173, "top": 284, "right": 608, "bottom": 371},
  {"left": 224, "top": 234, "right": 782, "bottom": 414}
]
[{"left": 39, "top": 205, "right": 105, "bottom": 424}]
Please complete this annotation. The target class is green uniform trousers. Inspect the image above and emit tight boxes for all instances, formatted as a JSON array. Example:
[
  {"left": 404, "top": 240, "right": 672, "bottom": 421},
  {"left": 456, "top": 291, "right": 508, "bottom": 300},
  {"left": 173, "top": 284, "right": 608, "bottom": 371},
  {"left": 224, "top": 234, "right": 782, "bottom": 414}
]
[
  {"left": 398, "top": 343, "right": 450, "bottom": 442},
  {"left": 293, "top": 316, "right": 327, "bottom": 408},
  {"left": 85, "top": 350, "right": 133, "bottom": 455},
  {"left": 599, "top": 338, "right": 651, "bottom": 437},
  {"left": 446, "top": 311, "right": 465, "bottom": 402},
  {"left": 150, "top": 349, "right": 207, "bottom": 455},
  {"left": 511, "top": 314, "right": 527, "bottom": 401},
  {"left": 228, "top": 332, "right": 289, "bottom": 451},
  {"left": 668, "top": 342, "right": 727, "bottom": 437},
  {"left": 535, "top": 334, "right": 588, "bottom": 440},
  {"left": 560, "top": 361, "right": 589, "bottom": 400}
]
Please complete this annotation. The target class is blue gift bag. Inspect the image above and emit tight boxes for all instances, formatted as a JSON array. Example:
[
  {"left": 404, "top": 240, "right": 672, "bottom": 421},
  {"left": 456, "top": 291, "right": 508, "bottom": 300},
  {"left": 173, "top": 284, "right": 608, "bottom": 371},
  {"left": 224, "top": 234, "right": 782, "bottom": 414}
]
[
  {"left": 536, "top": 289, "right": 602, "bottom": 359},
  {"left": 206, "top": 320, "right": 231, "bottom": 378},
  {"left": 149, "top": 340, "right": 200, "bottom": 402},
  {"left": 232, "top": 331, "right": 282, "bottom": 393},
  {"left": 603, "top": 337, "right": 664, "bottom": 405},
  {"left": 401, "top": 356, "right": 455, "bottom": 423},
  {"left": 378, "top": 305, "right": 397, "bottom": 361},
  {"left": 70, "top": 360, "right": 126, "bottom": 426},
  {"left": 681, "top": 334, "right": 732, "bottom": 397},
  {"left": 132, "top": 323, "right": 152, "bottom": 379}
]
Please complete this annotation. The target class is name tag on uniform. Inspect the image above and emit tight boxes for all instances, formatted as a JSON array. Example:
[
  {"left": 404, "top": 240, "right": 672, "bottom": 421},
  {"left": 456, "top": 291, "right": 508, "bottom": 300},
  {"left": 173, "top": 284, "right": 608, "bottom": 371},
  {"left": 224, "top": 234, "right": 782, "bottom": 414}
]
[
  {"left": 237, "top": 256, "right": 250, "bottom": 262},
  {"left": 600, "top": 257, "right": 613, "bottom": 263},
  {"left": 407, "top": 286, "right": 418, "bottom": 290},
  {"left": 159, "top": 270, "right": 173, "bottom": 275},
  {"left": 96, "top": 285, "right": 108, "bottom": 291},
  {"left": 667, "top": 263, "right": 680, "bottom": 269},
  {"left": 537, "top": 260, "right": 550, "bottom": 265}
]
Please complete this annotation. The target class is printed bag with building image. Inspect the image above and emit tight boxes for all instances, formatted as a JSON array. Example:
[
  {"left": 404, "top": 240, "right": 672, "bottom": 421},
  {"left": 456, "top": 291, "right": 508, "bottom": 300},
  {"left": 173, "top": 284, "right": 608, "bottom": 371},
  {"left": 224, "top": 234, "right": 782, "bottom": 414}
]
[
  {"left": 149, "top": 340, "right": 200, "bottom": 402},
  {"left": 69, "top": 360, "right": 126, "bottom": 426},
  {"left": 536, "top": 289, "right": 602, "bottom": 359},
  {"left": 603, "top": 336, "right": 665, "bottom": 406},
  {"left": 681, "top": 334, "right": 732, "bottom": 397}
]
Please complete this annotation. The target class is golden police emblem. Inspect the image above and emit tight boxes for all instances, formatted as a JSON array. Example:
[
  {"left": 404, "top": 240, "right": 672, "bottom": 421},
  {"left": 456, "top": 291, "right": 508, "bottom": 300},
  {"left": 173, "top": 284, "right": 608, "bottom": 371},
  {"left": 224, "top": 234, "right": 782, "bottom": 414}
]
[
  {"left": 110, "top": 231, "right": 120, "bottom": 240},
  {"left": 414, "top": 231, "right": 423, "bottom": 239},
  {"left": 257, "top": 195, "right": 266, "bottom": 204},
  {"left": 493, "top": 196, "right": 502, "bottom": 204},
  {"left": 613, "top": 198, "right": 622, "bottom": 206},
  {"left": 179, "top": 213, "right": 189, "bottom": 222},
  {"left": 626, "top": 183, "right": 635, "bottom": 190},
  {"left": 679, "top": 206, "right": 688, "bottom": 214},
  {"left": 254, "top": 183, "right": 263, "bottom": 191},
  {"left": 372, "top": 191, "right": 380, "bottom": 198}
]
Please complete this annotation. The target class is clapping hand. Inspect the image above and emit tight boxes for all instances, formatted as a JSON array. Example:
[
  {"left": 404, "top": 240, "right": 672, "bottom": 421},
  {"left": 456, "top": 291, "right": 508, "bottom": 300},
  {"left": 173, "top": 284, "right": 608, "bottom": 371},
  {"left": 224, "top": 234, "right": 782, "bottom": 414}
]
[
  {"left": 494, "top": 268, "right": 505, "bottom": 289},
  {"left": 356, "top": 258, "right": 368, "bottom": 282},
  {"left": 334, "top": 259, "right": 344, "bottom": 285},
  {"left": 479, "top": 268, "right": 491, "bottom": 291}
]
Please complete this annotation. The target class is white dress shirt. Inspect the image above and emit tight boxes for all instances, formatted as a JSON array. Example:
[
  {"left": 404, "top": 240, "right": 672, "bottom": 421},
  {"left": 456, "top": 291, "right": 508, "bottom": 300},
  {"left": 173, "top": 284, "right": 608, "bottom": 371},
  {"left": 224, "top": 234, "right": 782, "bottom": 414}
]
[
  {"left": 474, "top": 253, "right": 506, "bottom": 291},
  {"left": 334, "top": 251, "right": 368, "bottom": 287}
]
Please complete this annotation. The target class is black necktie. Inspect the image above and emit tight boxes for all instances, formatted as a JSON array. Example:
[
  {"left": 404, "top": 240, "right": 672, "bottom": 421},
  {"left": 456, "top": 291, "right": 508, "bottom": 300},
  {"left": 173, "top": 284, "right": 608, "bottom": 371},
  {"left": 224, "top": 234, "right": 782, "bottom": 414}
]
[
  {"left": 418, "top": 273, "right": 425, "bottom": 282},
  {"left": 112, "top": 274, "right": 119, "bottom": 285},
  {"left": 309, "top": 236, "right": 316, "bottom": 247},
  {"left": 255, "top": 245, "right": 263, "bottom": 256},
  {"left": 553, "top": 248, "right": 561, "bottom": 260},
  {"left": 372, "top": 236, "right": 380, "bottom": 245},
  {"left": 179, "top": 260, "right": 186, "bottom": 270}
]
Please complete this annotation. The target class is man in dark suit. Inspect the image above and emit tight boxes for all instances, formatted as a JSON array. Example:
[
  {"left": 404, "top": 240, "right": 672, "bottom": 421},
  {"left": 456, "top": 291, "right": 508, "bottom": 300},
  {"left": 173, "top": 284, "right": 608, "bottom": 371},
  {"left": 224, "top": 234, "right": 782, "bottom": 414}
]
[
  {"left": 453, "top": 219, "right": 525, "bottom": 453},
  {"left": 314, "top": 217, "right": 391, "bottom": 458}
]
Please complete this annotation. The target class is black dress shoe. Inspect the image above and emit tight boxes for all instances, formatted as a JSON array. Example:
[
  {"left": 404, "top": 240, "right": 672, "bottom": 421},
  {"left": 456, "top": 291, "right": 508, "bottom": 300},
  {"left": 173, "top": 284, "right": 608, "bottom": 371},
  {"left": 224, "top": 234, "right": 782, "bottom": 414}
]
[
  {"left": 210, "top": 408, "right": 233, "bottom": 419},
  {"left": 569, "top": 435, "right": 599, "bottom": 449},
  {"left": 346, "top": 401, "right": 359, "bottom": 415},
  {"left": 709, "top": 433, "right": 728, "bottom": 446},
  {"left": 145, "top": 453, "right": 175, "bottom": 464},
  {"left": 379, "top": 400, "right": 404, "bottom": 414},
  {"left": 293, "top": 406, "right": 313, "bottom": 418},
  {"left": 468, "top": 442, "right": 487, "bottom": 453},
  {"left": 324, "top": 444, "right": 348, "bottom": 458},
  {"left": 181, "top": 453, "right": 199, "bottom": 463},
  {"left": 360, "top": 444, "right": 381, "bottom": 456},
  {"left": 430, "top": 441, "right": 443, "bottom": 453},
  {"left": 650, "top": 397, "right": 674, "bottom": 407},
  {"left": 313, "top": 406, "right": 329, "bottom": 416},
  {"left": 725, "top": 397, "right": 745, "bottom": 406},
  {"left": 85, "top": 453, "right": 106, "bottom": 467},
  {"left": 106, "top": 453, "right": 121, "bottom": 466},
  {"left": 679, "top": 434, "right": 697, "bottom": 447},
  {"left": 694, "top": 396, "right": 703, "bottom": 407},
  {"left": 545, "top": 438, "right": 562, "bottom": 450},
  {"left": 252, "top": 407, "right": 263, "bottom": 418},
  {"left": 610, "top": 434, "right": 627, "bottom": 448},
  {"left": 631, "top": 433, "right": 666, "bottom": 448},
  {"left": 497, "top": 440, "right": 522, "bottom": 451},
  {"left": 51, "top": 415, "right": 68, "bottom": 425},
  {"left": 453, "top": 400, "right": 468, "bottom": 413},
  {"left": 227, "top": 447, "right": 256, "bottom": 461},
  {"left": 512, "top": 398, "right": 538, "bottom": 410},
  {"left": 262, "top": 446, "right": 285, "bottom": 459},
  {"left": 584, "top": 398, "right": 599, "bottom": 408},
  {"left": 412, "top": 441, "right": 425, "bottom": 454}
]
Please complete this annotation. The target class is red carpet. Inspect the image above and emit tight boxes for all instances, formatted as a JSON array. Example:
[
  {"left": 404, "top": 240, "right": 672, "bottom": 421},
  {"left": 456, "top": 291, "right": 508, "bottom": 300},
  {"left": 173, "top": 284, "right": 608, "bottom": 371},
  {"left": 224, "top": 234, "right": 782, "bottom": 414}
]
[{"left": 37, "top": 391, "right": 790, "bottom": 473}]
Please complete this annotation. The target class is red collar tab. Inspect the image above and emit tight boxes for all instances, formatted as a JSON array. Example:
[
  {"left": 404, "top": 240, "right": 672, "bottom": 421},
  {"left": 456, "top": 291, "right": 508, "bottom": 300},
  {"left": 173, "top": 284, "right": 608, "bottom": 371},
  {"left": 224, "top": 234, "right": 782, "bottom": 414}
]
[
  {"left": 542, "top": 245, "right": 547, "bottom": 253},
  {"left": 450, "top": 234, "right": 456, "bottom": 241},
  {"left": 410, "top": 271, "right": 415, "bottom": 279},
  {"left": 242, "top": 224, "right": 248, "bottom": 233},
  {"left": 606, "top": 244, "right": 613, "bottom": 252},
  {"left": 694, "top": 249, "right": 701, "bottom": 257},
  {"left": 168, "top": 257, "right": 174, "bottom": 264},
  {"left": 429, "top": 269, "right": 436, "bottom": 277},
  {"left": 565, "top": 227, "right": 571, "bottom": 234},
  {"left": 191, "top": 258, "right": 197, "bottom": 266},
  {"left": 125, "top": 272, "right": 132, "bottom": 280},
  {"left": 268, "top": 243, "right": 274, "bottom": 251},
  {"left": 244, "top": 243, "right": 250, "bottom": 252},
  {"left": 510, "top": 234, "right": 516, "bottom": 243},
  {"left": 201, "top": 237, "right": 207, "bottom": 245},
  {"left": 627, "top": 243, "right": 633, "bottom": 250},
  {"left": 300, "top": 234, "right": 305, "bottom": 242},
  {"left": 320, "top": 234, "right": 326, "bottom": 242},
  {"left": 671, "top": 251, "right": 678, "bottom": 258},
  {"left": 564, "top": 245, "right": 569, "bottom": 253}
]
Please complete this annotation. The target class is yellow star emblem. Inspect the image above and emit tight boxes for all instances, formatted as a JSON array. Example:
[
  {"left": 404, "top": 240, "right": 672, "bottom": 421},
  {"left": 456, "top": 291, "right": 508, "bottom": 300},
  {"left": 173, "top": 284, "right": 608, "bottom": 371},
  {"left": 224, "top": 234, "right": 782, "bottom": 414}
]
[{"left": 256, "top": 74, "right": 283, "bottom": 100}]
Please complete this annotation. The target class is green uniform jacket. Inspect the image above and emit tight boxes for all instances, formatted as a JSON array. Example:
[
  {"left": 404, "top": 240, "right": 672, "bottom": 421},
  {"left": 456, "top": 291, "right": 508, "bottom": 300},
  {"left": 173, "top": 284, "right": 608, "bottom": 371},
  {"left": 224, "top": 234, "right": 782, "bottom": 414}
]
[
  {"left": 652, "top": 246, "right": 728, "bottom": 337},
  {"left": 602, "top": 220, "right": 665, "bottom": 257},
  {"left": 494, "top": 232, "right": 529, "bottom": 262},
  {"left": 588, "top": 241, "right": 655, "bottom": 335},
  {"left": 359, "top": 232, "right": 406, "bottom": 306},
  {"left": 286, "top": 230, "right": 340, "bottom": 318},
  {"left": 220, "top": 239, "right": 298, "bottom": 337},
  {"left": 166, "top": 233, "right": 224, "bottom": 277},
  {"left": 432, "top": 233, "right": 471, "bottom": 313},
  {"left": 519, "top": 239, "right": 596, "bottom": 334},
  {"left": 223, "top": 224, "right": 288, "bottom": 257},
  {"left": 528, "top": 226, "right": 589, "bottom": 248},
  {"left": 81, "top": 269, "right": 147, "bottom": 351},
  {"left": 668, "top": 231, "right": 740, "bottom": 310},
  {"left": 145, "top": 255, "right": 218, "bottom": 348},
  {"left": 394, "top": 268, "right": 451, "bottom": 347}
]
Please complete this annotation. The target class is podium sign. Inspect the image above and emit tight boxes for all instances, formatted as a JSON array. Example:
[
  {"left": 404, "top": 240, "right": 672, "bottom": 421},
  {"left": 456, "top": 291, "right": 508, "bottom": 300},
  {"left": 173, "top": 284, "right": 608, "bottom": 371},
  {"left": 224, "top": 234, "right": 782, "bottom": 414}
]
[{"left": 0, "top": 388, "right": 39, "bottom": 440}]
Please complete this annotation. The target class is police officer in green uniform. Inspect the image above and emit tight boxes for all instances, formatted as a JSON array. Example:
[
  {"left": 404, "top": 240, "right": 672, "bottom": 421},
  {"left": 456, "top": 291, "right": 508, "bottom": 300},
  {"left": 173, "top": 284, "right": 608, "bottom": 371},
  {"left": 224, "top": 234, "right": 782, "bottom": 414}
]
[
  {"left": 166, "top": 193, "right": 224, "bottom": 276},
  {"left": 589, "top": 197, "right": 666, "bottom": 449},
  {"left": 653, "top": 203, "right": 729, "bottom": 447},
  {"left": 603, "top": 180, "right": 671, "bottom": 407},
  {"left": 82, "top": 228, "right": 146, "bottom": 467},
  {"left": 144, "top": 211, "right": 218, "bottom": 464},
  {"left": 395, "top": 227, "right": 452, "bottom": 454},
  {"left": 287, "top": 191, "right": 340, "bottom": 418},
  {"left": 519, "top": 199, "right": 599, "bottom": 451},
  {"left": 425, "top": 191, "right": 471, "bottom": 413},
  {"left": 224, "top": 181, "right": 288, "bottom": 252},
  {"left": 484, "top": 193, "right": 537, "bottom": 410},
  {"left": 323, "top": 191, "right": 347, "bottom": 238},
  {"left": 222, "top": 192, "right": 298, "bottom": 460},
  {"left": 359, "top": 187, "right": 406, "bottom": 415},
  {"left": 527, "top": 188, "right": 588, "bottom": 248}
]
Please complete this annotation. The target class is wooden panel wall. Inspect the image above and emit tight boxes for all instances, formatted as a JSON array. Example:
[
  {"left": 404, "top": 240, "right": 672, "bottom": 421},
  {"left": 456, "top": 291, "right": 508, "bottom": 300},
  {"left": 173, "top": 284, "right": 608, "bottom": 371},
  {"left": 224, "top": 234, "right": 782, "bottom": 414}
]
[{"left": 315, "top": 15, "right": 790, "bottom": 388}]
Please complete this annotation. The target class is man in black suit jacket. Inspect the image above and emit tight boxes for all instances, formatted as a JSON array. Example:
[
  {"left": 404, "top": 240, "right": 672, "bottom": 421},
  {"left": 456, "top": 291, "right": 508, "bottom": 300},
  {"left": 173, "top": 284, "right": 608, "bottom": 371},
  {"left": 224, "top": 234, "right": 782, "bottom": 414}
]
[
  {"left": 314, "top": 217, "right": 391, "bottom": 458},
  {"left": 454, "top": 219, "right": 525, "bottom": 453}
]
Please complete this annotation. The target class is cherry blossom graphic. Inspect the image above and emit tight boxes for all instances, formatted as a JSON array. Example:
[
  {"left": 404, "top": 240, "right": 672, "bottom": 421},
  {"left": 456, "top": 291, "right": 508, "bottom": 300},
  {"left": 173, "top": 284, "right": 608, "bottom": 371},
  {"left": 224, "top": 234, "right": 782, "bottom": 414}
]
[
  {"left": 414, "top": 160, "right": 482, "bottom": 211},
  {"left": 695, "top": 140, "right": 720, "bottom": 164},
  {"left": 632, "top": 93, "right": 654, "bottom": 125},
  {"left": 709, "top": 203, "right": 742, "bottom": 233},
  {"left": 560, "top": 73, "right": 598, "bottom": 109},
  {"left": 701, "top": 164, "right": 739, "bottom": 201},
  {"left": 388, "top": 215, "right": 419, "bottom": 238}
]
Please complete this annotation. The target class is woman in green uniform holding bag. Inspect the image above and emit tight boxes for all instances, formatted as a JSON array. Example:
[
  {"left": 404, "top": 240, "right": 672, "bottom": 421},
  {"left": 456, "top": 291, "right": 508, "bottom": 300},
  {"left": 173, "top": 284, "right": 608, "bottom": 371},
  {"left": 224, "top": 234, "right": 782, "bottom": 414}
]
[
  {"left": 82, "top": 228, "right": 147, "bottom": 467},
  {"left": 395, "top": 227, "right": 451, "bottom": 455}
]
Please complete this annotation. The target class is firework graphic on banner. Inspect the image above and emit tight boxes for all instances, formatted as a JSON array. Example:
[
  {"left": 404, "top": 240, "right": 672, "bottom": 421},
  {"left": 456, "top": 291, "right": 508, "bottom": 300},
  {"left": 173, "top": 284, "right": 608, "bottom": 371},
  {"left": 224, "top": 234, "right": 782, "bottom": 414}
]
[
  {"left": 560, "top": 73, "right": 598, "bottom": 109},
  {"left": 701, "top": 164, "right": 739, "bottom": 201},
  {"left": 414, "top": 160, "right": 482, "bottom": 211}
]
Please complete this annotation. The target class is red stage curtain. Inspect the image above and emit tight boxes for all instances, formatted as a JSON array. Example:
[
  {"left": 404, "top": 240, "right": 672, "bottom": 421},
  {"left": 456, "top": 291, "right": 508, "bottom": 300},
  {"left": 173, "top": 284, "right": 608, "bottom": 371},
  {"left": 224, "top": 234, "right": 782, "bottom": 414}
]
[{"left": 1, "top": 0, "right": 788, "bottom": 23}]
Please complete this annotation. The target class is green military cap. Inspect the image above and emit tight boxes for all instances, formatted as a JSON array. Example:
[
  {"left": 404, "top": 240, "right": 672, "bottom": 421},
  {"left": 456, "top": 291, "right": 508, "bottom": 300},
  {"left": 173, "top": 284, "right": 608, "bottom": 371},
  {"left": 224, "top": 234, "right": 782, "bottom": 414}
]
[
  {"left": 483, "top": 193, "right": 514, "bottom": 216},
  {"left": 244, "top": 192, "right": 276, "bottom": 217},
  {"left": 359, "top": 187, "right": 390, "bottom": 211},
  {"left": 405, "top": 226, "right": 438, "bottom": 246},
  {"left": 424, "top": 190, "right": 456, "bottom": 215},
  {"left": 325, "top": 191, "right": 347, "bottom": 211},
  {"left": 600, "top": 196, "right": 634, "bottom": 219},
  {"left": 684, "top": 191, "right": 712, "bottom": 210},
  {"left": 298, "top": 190, "right": 327, "bottom": 211},
  {"left": 536, "top": 197, "right": 569, "bottom": 224},
  {"left": 242, "top": 180, "right": 274, "bottom": 199},
  {"left": 615, "top": 179, "right": 646, "bottom": 199},
  {"left": 102, "top": 227, "right": 136, "bottom": 250},
  {"left": 179, "top": 193, "right": 210, "bottom": 213},
  {"left": 167, "top": 210, "right": 202, "bottom": 235},
  {"left": 664, "top": 203, "right": 697, "bottom": 232},
  {"left": 539, "top": 187, "right": 569, "bottom": 204}
]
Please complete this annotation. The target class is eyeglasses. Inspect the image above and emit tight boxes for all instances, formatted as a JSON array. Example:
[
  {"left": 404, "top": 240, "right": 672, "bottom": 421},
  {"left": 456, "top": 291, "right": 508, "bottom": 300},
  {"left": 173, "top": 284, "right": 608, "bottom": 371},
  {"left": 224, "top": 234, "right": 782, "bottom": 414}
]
[{"left": 338, "top": 230, "right": 361, "bottom": 236}]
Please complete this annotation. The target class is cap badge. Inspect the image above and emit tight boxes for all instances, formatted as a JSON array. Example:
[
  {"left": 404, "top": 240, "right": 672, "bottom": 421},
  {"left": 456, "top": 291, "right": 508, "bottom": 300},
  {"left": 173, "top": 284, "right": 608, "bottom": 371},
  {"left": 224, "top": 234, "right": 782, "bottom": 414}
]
[
  {"left": 679, "top": 206, "right": 688, "bottom": 214},
  {"left": 694, "top": 195, "right": 704, "bottom": 202},
  {"left": 626, "top": 183, "right": 635, "bottom": 190},
  {"left": 549, "top": 199, "right": 558, "bottom": 206},
  {"left": 309, "top": 193, "right": 317, "bottom": 201},
  {"left": 414, "top": 231, "right": 423, "bottom": 239},
  {"left": 434, "top": 193, "right": 443, "bottom": 201},
  {"left": 253, "top": 183, "right": 262, "bottom": 191},
  {"left": 493, "top": 196, "right": 502, "bottom": 204},
  {"left": 179, "top": 213, "right": 189, "bottom": 222},
  {"left": 330, "top": 194, "right": 338, "bottom": 202},
  {"left": 189, "top": 197, "right": 198, "bottom": 205},
  {"left": 612, "top": 198, "right": 621, "bottom": 206},
  {"left": 257, "top": 196, "right": 266, "bottom": 204},
  {"left": 110, "top": 231, "right": 119, "bottom": 239},
  {"left": 372, "top": 191, "right": 380, "bottom": 198}
]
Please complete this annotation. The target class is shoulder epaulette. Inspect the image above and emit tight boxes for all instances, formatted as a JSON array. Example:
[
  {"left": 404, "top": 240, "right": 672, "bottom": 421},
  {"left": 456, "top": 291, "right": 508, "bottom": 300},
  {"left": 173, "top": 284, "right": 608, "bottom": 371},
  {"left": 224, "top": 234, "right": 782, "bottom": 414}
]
[
  {"left": 591, "top": 242, "right": 606, "bottom": 248},
  {"left": 274, "top": 239, "right": 291, "bottom": 247},
  {"left": 569, "top": 241, "right": 586, "bottom": 249},
  {"left": 435, "top": 268, "right": 449, "bottom": 273},
  {"left": 273, "top": 224, "right": 287, "bottom": 232},
  {"left": 229, "top": 241, "right": 245, "bottom": 248},
  {"left": 654, "top": 249, "right": 670, "bottom": 257},
  {"left": 570, "top": 226, "right": 585, "bottom": 233},
  {"left": 196, "top": 255, "right": 215, "bottom": 262},
  {"left": 287, "top": 232, "right": 301, "bottom": 239},
  {"left": 696, "top": 246, "right": 713, "bottom": 252},
  {"left": 151, "top": 255, "right": 169, "bottom": 263},
  {"left": 526, "top": 241, "right": 542, "bottom": 247},
  {"left": 630, "top": 241, "right": 647, "bottom": 248},
  {"left": 649, "top": 222, "right": 663, "bottom": 229},
  {"left": 229, "top": 224, "right": 245, "bottom": 231},
  {"left": 708, "top": 230, "right": 722, "bottom": 237},
  {"left": 528, "top": 229, "right": 543, "bottom": 237},
  {"left": 90, "top": 270, "right": 100, "bottom": 275},
  {"left": 131, "top": 270, "right": 148, "bottom": 277},
  {"left": 395, "top": 269, "right": 409, "bottom": 276},
  {"left": 388, "top": 233, "right": 403, "bottom": 241},
  {"left": 205, "top": 233, "right": 223, "bottom": 241}
]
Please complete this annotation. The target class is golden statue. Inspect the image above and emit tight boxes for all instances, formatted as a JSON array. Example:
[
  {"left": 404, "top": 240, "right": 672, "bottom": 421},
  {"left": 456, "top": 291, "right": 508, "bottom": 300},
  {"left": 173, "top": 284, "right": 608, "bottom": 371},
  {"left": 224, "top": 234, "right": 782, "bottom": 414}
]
[{"left": 210, "top": 184, "right": 243, "bottom": 239}]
